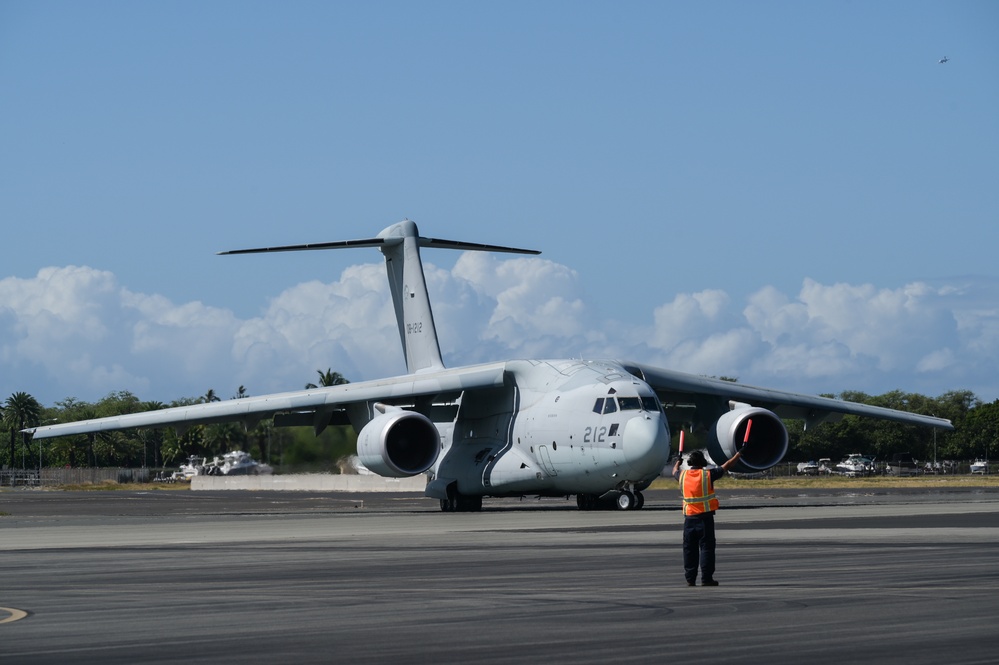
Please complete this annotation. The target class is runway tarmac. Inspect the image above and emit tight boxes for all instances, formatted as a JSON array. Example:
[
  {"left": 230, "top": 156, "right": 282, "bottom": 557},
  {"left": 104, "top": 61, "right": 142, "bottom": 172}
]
[{"left": 2, "top": 487, "right": 999, "bottom": 664}]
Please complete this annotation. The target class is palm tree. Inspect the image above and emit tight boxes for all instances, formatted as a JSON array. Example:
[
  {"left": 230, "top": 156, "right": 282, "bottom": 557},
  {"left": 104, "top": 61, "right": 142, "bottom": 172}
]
[
  {"left": 3, "top": 392, "right": 42, "bottom": 470},
  {"left": 305, "top": 369, "right": 350, "bottom": 389},
  {"left": 140, "top": 401, "right": 167, "bottom": 468},
  {"left": 201, "top": 389, "right": 221, "bottom": 404}
]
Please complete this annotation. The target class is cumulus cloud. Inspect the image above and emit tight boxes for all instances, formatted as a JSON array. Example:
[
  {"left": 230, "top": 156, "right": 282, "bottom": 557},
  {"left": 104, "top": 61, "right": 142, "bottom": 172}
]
[
  {"left": 0, "top": 269, "right": 265, "bottom": 401},
  {"left": 453, "top": 252, "right": 590, "bottom": 338},
  {"left": 230, "top": 265, "right": 401, "bottom": 392},
  {"left": 744, "top": 278, "right": 999, "bottom": 393},
  {"left": 746, "top": 279, "right": 953, "bottom": 370},
  {"left": 642, "top": 290, "right": 766, "bottom": 376},
  {"left": 0, "top": 267, "right": 151, "bottom": 398},
  {"left": 2, "top": 259, "right": 998, "bottom": 406}
]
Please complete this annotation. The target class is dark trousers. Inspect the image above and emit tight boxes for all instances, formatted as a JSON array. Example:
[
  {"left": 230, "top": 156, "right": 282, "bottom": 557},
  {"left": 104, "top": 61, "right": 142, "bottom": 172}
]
[{"left": 682, "top": 514, "right": 716, "bottom": 583}]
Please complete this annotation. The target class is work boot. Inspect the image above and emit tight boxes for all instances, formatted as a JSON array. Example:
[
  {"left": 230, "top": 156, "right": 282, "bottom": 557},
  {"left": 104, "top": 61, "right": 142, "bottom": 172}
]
[{"left": 702, "top": 579, "right": 719, "bottom": 586}]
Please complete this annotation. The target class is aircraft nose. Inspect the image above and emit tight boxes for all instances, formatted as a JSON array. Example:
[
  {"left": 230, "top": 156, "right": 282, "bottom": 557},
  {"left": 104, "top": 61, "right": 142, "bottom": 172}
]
[{"left": 622, "top": 414, "right": 669, "bottom": 474}]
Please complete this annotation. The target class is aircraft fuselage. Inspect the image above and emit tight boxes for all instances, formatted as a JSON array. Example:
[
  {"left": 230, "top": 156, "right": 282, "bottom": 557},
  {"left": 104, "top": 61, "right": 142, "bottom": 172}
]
[{"left": 430, "top": 359, "right": 671, "bottom": 502}]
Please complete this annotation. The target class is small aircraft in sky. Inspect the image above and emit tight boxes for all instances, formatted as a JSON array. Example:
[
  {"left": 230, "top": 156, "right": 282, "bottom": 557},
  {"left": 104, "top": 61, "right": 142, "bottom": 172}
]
[
  {"left": 939, "top": 56, "right": 949, "bottom": 64},
  {"left": 28, "top": 220, "right": 954, "bottom": 511}
]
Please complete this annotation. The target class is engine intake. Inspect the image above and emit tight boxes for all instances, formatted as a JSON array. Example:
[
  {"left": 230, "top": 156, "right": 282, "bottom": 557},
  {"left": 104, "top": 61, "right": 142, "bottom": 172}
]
[
  {"left": 356, "top": 409, "right": 440, "bottom": 477},
  {"left": 706, "top": 406, "right": 788, "bottom": 472}
]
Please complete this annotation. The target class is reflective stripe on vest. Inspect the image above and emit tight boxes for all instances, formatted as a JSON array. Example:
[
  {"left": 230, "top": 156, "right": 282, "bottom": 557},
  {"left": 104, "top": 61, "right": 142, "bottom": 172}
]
[{"left": 680, "top": 469, "right": 719, "bottom": 516}]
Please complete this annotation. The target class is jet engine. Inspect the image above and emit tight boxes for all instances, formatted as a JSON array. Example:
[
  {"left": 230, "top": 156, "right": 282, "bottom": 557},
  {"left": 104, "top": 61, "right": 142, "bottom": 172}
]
[
  {"left": 356, "top": 409, "right": 441, "bottom": 477},
  {"left": 705, "top": 406, "right": 788, "bottom": 472}
]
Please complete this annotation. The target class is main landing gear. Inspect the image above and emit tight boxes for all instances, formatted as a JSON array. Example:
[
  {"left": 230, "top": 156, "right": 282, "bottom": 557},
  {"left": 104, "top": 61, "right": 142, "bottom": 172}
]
[
  {"left": 439, "top": 490, "right": 483, "bottom": 512},
  {"left": 576, "top": 491, "right": 645, "bottom": 511}
]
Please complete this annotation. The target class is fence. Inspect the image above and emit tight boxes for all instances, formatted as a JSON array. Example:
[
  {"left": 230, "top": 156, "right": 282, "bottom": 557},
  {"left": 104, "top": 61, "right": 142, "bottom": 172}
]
[
  {"left": 754, "top": 460, "right": 987, "bottom": 478},
  {"left": 0, "top": 467, "right": 153, "bottom": 487}
]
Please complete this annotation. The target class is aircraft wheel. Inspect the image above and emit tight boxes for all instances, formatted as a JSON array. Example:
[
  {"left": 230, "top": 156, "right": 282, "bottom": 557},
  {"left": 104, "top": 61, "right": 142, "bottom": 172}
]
[
  {"left": 634, "top": 491, "right": 645, "bottom": 510},
  {"left": 440, "top": 498, "right": 453, "bottom": 512},
  {"left": 616, "top": 492, "right": 635, "bottom": 511}
]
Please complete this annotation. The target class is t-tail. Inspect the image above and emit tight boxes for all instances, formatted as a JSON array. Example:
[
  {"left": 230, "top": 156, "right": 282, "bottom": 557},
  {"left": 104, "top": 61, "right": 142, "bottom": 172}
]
[{"left": 219, "top": 219, "right": 539, "bottom": 374}]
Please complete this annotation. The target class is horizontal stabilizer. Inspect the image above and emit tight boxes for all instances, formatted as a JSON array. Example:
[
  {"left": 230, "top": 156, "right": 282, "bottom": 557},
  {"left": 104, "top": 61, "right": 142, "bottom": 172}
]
[
  {"left": 419, "top": 237, "right": 540, "bottom": 255},
  {"left": 219, "top": 225, "right": 540, "bottom": 257},
  {"left": 218, "top": 238, "right": 386, "bottom": 255}
]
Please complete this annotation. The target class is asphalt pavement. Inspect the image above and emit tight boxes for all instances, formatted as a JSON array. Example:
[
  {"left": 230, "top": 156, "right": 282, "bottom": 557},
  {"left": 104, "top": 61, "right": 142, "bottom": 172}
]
[{"left": 2, "top": 487, "right": 998, "bottom": 664}]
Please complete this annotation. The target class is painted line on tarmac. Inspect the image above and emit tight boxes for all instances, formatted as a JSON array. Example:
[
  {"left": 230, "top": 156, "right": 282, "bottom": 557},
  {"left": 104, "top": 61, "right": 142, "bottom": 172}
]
[{"left": 0, "top": 607, "right": 29, "bottom": 624}]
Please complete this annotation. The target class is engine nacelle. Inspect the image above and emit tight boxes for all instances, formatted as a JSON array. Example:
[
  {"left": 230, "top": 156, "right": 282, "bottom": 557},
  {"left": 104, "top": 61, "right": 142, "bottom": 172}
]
[
  {"left": 356, "top": 410, "right": 441, "bottom": 478},
  {"left": 706, "top": 406, "right": 788, "bottom": 472}
]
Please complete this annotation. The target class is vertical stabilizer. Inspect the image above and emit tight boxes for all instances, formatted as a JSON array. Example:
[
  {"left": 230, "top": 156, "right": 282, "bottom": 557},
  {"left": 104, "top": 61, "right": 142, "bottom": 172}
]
[
  {"left": 377, "top": 220, "right": 445, "bottom": 373},
  {"left": 219, "top": 219, "right": 539, "bottom": 375}
]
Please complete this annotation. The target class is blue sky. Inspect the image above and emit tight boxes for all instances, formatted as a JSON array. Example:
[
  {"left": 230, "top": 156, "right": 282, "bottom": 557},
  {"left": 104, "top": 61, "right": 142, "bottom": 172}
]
[{"left": 2, "top": 1, "right": 998, "bottom": 407}]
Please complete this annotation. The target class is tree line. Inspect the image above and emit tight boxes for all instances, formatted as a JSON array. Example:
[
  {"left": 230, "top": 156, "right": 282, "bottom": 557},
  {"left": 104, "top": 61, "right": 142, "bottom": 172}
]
[
  {"left": 1, "top": 370, "right": 354, "bottom": 472},
  {"left": 2, "top": 374, "right": 997, "bottom": 472}
]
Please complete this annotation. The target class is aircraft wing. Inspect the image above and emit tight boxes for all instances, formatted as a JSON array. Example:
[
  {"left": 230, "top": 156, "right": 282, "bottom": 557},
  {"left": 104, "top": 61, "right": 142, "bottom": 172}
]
[
  {"left": 26, "top": 363, "right": 508, "bottom": 439},
  {"left": 624, "top": 362, "right": 955, "bottom": 430}
]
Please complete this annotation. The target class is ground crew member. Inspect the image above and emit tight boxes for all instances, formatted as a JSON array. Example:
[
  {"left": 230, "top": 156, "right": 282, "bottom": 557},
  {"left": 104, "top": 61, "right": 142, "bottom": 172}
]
[{"left": 672, "top": 449, "right": 742, "bottom": 586}]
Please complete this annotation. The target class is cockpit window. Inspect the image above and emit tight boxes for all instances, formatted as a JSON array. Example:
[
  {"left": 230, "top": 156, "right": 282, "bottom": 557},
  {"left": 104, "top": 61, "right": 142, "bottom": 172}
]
[
  {"left": 602, "top": 398, "right": 617, "bottom": 414},
  {"left": 610, "top": 395, "right": 663, "bottom": 412},
  {"left": 617, "top": 397, "right": 642, "bottom": 411},
  {"left": 592, "top": 398, "right": 605, "bottom": 414}
]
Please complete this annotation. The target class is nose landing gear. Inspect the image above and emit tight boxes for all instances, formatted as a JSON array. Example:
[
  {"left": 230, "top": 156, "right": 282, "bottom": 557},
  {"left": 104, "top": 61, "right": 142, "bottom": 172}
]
[
  {"left": 576, "top": 490, "right": 645, "bottom": 511},
  {"left": 614, "top": 490, "right": 645, "bottom": 511}
]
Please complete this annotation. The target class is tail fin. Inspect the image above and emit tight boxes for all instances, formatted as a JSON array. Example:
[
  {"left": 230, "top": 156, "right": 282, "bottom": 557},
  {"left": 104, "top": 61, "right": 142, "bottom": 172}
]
[
  {"left": 378, "top": 220, "right": 445, "bottom": 372},
  {"left": 220, "top": 219, "right": 539, "bottom": 374}
]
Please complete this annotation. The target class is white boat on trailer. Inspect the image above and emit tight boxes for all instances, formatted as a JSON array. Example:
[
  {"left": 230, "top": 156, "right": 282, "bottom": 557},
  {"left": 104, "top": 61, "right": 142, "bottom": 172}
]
[{"left": 203, "top": 450, "right": 273, "bottom": 476}]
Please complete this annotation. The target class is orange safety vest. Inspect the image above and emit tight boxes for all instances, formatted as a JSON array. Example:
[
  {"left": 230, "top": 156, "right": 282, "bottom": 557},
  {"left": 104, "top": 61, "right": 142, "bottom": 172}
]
[{"left": 680, "top": 468, "right": 719, "bottom": 516}]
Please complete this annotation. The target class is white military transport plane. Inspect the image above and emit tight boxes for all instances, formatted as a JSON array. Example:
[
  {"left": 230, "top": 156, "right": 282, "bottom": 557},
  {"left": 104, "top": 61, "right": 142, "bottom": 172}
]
[{"left": 28, "top": 220, "right": 954, "bottom": 511}]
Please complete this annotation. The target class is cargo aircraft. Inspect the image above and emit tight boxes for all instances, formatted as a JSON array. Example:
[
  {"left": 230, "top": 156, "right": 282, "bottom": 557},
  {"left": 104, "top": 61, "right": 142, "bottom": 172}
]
[{"left": 28, "top": 220, "right": 954, "bottom": 511}]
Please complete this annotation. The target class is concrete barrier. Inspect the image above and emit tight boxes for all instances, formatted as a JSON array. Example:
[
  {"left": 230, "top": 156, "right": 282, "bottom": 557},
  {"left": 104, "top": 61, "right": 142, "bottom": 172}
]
[{"left": 191, "top": 474, "right": 427, "bottom": 492}]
